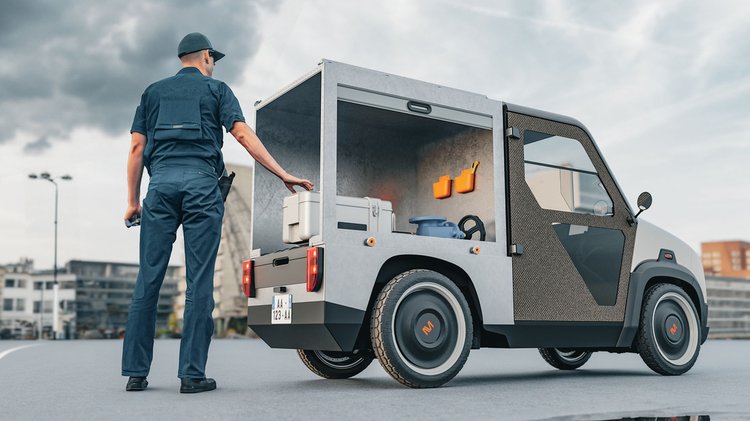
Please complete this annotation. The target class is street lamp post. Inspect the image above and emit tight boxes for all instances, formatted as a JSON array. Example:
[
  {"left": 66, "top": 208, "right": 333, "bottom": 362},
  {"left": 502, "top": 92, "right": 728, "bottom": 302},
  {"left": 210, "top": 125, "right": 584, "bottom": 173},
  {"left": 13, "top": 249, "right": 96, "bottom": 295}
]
[{"left": 29, "top": 172, "right": 72, "bottom": 340}]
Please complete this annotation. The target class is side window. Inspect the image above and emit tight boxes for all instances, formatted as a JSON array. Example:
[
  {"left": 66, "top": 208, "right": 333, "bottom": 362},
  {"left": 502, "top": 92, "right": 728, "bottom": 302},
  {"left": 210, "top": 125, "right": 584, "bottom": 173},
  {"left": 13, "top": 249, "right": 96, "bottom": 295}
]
[{"left": 523, "top": 130, "right": 613, "bottom": 216}]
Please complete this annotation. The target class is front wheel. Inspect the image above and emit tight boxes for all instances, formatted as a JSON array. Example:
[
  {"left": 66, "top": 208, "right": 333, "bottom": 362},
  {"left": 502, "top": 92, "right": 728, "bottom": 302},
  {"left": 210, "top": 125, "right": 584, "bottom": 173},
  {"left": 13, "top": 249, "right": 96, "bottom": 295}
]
[
  {"left": 538, "top": 348, "right": 592, "bottom": 370},
  {"left": 636, "top": 284, "right": 701, "bottom": 375},
  {"left": 297, "top": 349, "right": 374, "bottom": 379},
  {"left": 371, "top": 269, "right": 473, "bottom": 388}
]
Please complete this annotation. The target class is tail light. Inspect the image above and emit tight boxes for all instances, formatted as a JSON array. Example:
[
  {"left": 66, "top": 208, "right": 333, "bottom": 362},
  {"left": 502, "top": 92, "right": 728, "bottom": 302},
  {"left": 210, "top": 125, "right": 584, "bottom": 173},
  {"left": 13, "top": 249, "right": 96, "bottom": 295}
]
[
  {"left": 306, "top": 247, "right": 324, "bottom": 292},
  {"left": 242, "top": 259, "right": 255, "bottom": 298}
]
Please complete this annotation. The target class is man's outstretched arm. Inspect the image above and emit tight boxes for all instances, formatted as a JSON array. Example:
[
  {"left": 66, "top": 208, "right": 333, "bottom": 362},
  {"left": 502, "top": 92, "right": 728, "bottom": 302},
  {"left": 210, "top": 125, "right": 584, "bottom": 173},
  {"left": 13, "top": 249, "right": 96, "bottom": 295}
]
[
  {"left": 124, "top": 132, "right": 146, "bottom": 225},
  {"left": 230, "top": 121, "right": 314, "bottom": 193}
]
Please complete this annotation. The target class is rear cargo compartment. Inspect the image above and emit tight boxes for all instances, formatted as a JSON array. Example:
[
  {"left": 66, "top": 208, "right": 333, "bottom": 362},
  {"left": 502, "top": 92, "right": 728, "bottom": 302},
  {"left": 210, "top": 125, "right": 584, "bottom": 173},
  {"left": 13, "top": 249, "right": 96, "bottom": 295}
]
[
  {"left": 335, "top": 100, "right": 495, "bottom": 240},
  {"left": 251, "top": 70, "right": 496, "bottom": 257},
  {"left": 248, "top": 60, "right": 499, "bottom": 353}
]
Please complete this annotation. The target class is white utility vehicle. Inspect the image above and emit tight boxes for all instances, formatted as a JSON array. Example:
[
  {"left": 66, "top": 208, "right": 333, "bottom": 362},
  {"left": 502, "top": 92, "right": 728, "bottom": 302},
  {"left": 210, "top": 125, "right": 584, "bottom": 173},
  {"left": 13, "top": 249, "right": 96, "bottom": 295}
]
[{"left": 242, "top": 60, "right": 708, "bottom": 388}]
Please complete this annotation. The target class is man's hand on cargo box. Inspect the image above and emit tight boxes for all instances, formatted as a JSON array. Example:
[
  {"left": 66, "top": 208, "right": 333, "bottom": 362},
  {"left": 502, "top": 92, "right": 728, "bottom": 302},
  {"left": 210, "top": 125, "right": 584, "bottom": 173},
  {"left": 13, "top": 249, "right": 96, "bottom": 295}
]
[
  {"left": 230, "top": 122, "right": 314, "bottom": 193},
  {"left": 282, "top": 173, "right": 314, "bottom": 193}
]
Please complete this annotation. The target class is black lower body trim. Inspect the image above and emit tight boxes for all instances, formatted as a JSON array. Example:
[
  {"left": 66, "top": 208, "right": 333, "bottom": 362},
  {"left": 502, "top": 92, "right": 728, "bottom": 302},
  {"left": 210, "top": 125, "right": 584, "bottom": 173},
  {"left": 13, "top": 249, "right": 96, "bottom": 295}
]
[
  {"left": 248, "top": 301, "right": 365, "bottom": 352},
  {"left": 483, "top": 321, "right": 624, "bottom": 348}
]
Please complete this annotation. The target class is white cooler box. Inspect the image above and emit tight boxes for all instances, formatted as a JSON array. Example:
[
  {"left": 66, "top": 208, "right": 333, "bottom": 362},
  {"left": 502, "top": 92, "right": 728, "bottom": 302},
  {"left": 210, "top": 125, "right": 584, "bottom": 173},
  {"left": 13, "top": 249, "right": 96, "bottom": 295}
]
[{"left": 282, "top": 192, "right": 394, "bottom": 243}]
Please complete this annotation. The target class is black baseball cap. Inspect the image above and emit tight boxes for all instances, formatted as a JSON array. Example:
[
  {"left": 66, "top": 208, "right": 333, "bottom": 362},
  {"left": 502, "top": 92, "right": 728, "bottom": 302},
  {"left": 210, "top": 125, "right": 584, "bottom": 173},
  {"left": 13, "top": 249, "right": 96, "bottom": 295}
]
[{"left": 177, "top": 32, "right": 225, "bottom": 62}]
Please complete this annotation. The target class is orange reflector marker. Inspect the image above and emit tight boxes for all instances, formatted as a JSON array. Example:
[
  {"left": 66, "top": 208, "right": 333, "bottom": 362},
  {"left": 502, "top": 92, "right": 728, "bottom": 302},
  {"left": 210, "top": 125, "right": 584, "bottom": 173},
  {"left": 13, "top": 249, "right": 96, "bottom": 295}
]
[
  {"left": 365, "top": 237, "right": 376, "bottom": 247},
  {"left": 242, "top": 259, "right": 255, "bottom": 298},
  {"left": 306, "top": 247, "right": 324, "bottom": 292},
  {"left": 470, "top": 246, "right": 481, "bottom": 255}
]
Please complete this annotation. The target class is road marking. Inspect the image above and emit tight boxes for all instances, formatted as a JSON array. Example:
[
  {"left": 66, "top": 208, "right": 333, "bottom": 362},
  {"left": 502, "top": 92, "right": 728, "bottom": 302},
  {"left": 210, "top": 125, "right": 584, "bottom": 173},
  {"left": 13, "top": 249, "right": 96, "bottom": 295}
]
[{"left": 0, "top": 344, "right": 41, "bottom": 361}]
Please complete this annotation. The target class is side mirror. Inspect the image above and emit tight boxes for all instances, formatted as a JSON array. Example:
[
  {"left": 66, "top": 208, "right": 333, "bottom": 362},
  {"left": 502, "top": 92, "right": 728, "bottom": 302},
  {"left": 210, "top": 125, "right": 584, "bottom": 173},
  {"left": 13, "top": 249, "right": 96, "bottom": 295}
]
[{"left": 634, "top": 191, "right": 652, "bottom": 218}]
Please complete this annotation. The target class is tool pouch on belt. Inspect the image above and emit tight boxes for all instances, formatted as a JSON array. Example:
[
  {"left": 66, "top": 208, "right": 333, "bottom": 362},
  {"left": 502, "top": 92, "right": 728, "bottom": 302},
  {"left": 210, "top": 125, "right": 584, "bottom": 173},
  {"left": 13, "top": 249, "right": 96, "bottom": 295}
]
[
  {"left": 219, "top": 171, "right": 235, "bottom": 202},
  {"left": 153, "top": 95, "right": 203, "bottom": 141}
]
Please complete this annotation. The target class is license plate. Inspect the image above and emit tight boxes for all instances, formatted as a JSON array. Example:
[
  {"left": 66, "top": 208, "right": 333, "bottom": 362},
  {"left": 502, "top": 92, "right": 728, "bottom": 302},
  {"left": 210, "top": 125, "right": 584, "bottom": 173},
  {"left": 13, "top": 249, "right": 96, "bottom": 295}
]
[{"left": 271, "top": 294, "right": 292, "bottom": 324}]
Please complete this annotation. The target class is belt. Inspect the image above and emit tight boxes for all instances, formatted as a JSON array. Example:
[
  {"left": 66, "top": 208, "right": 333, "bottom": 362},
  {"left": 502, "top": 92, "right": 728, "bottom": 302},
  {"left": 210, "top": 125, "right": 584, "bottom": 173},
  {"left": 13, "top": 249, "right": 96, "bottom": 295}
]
[{"left": 150, "top": 158, "right": 217, "bottom": 176}]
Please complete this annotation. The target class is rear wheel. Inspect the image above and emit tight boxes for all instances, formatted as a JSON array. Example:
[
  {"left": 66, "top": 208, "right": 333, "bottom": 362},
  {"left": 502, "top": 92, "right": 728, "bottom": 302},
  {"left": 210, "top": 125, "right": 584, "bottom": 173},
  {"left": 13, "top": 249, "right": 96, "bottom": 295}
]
[
  {"left": 636, "top": 284, "right": 701, "bottom": 375},
  {"left": 297, "top": 349, "right": 373, "bottom": 379},
  {"left": 371, "top": 269, "right": 473, "bottom": 388},
  {"left": 538, "top": 348, "right": 592, "bottom": 370}
]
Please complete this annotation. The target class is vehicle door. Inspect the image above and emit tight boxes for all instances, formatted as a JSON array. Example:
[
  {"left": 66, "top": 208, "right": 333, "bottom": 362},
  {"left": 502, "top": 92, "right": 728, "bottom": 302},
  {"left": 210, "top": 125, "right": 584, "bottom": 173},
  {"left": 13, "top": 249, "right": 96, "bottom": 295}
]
[{"left": 505, "top": 110, "right": 636, "bottom": 323}]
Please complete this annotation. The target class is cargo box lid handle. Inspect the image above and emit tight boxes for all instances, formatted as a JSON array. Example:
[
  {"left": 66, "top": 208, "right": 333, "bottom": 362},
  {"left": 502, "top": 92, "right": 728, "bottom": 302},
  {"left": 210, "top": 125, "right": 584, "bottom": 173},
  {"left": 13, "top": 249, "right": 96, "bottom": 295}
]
[{"left": 407, "top": 100, "right": 432, "bottom": 114}]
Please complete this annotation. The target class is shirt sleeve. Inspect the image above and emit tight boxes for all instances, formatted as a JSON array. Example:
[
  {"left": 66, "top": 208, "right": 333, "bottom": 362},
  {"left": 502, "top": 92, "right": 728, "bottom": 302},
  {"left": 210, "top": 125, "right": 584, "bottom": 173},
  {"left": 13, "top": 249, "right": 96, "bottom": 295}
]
[
  {"left": 130, "top": 93, "right": 147, "bottom": 135},
  {"left": 219, "top": 82, "right": 245, "bottom": 132}
]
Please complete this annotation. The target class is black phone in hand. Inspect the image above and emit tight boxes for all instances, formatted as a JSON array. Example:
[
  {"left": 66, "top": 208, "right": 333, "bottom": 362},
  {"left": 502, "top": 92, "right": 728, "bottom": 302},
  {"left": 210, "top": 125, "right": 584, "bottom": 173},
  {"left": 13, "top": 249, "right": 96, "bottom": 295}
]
[{"left": 126, "top": 214, "right": 141, "bottom": 228}]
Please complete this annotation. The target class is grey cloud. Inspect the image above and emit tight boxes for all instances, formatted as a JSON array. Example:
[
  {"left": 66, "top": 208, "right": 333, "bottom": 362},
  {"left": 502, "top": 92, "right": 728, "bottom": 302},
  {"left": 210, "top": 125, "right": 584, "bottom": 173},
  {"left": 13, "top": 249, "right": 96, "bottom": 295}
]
[
  {"left": 23, "top": 136, "right": 51, "bottom": 155},
  {"left": 0, "top": 0, "right": 279, "bottom": 145}
]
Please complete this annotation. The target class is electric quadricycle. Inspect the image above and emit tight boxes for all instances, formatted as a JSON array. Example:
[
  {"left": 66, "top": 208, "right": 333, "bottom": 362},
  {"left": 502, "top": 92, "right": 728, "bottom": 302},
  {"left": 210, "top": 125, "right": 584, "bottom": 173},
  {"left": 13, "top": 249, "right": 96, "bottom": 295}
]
[{"left": 242, "top": 60, "right": 708, "bottom": 388}]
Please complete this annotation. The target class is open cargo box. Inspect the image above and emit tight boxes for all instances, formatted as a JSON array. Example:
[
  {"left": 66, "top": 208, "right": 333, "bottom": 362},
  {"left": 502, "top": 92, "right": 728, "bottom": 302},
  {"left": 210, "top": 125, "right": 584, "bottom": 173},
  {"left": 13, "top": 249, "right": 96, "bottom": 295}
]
[{"left": 252, "top": 62, "right": 497, "bottom": 256}]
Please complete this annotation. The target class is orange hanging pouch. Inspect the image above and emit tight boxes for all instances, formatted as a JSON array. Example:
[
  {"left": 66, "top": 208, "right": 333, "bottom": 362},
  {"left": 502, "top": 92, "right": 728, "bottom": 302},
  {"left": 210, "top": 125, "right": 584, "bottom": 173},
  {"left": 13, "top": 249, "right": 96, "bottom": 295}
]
[
  {"left": 455, "top": 161, "right": 479, "bottom": 194},
  {"left": 433, "top": 175, "right": 452, "bottom": 199}
]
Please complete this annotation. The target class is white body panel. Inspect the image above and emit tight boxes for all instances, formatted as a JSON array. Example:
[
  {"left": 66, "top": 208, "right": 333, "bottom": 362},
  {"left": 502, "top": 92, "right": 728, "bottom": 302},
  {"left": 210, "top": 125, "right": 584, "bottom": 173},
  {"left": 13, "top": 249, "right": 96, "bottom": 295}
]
[{"left": 632, "top": 219, "right": 707, "bottom": 302}]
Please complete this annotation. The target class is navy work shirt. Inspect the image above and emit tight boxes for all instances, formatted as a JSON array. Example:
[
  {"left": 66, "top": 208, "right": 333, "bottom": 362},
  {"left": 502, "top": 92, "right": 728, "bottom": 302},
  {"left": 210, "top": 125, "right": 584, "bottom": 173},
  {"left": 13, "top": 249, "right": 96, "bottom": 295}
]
[{"left": 130, "top": 67, "right": 245, "bottom": 174}]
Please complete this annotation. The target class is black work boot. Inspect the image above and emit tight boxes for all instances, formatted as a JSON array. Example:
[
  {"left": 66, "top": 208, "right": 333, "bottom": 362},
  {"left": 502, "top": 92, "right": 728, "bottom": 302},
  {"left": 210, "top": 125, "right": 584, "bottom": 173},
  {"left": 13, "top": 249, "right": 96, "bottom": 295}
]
[
  {"left": 180, "top": 377, "right": 217, "bottom": 394},
  {"left": 126, "top": 376, "right": 148, "bottom": 391}
]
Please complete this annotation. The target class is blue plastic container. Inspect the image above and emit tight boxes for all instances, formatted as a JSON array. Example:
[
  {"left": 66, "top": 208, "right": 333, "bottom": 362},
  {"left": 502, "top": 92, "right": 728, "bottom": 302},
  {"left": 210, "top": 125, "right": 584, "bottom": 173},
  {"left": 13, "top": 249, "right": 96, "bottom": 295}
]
[{"left": 409, "top": 216, "right": 465, "bottom": 239}]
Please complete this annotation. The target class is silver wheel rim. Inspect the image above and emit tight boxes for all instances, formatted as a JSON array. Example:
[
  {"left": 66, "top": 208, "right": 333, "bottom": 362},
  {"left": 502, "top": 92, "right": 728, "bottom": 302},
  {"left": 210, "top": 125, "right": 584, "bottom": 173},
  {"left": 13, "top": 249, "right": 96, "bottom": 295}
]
[
  {"left": 391, "top": 282, "right": 466, "bottom": 376},
  {"left": 652, "top": 292, "right": 699, "bottom": 366},
  {"left": 313, "top": 350, "right": 365, "bottom": 370},
  {"left": 555, "top": 349, "right": 589, "bottom": 363}
]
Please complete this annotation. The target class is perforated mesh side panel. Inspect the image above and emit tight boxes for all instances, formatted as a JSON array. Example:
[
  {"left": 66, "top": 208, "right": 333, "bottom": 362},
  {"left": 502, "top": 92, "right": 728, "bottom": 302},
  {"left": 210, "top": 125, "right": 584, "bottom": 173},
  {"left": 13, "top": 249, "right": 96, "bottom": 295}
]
[{"left": 507, "top": 112, "right": 635, "bottom": 322}]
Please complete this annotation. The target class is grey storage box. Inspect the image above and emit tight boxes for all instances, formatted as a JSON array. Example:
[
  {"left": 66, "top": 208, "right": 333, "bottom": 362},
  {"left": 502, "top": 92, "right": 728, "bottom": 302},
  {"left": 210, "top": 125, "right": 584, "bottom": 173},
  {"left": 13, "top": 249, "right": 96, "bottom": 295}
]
[
  {"left": 282, "top": 192, "right": 394, "bottom": 243},
  {"left": 282, "top": 191, "right": 321, "bottom": 244}
]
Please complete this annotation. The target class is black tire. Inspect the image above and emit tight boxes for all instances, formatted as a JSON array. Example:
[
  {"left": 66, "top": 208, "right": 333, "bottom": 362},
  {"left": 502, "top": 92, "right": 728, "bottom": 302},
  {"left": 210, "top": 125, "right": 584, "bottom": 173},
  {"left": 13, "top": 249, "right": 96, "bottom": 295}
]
[
  {"left": 538, "top": 348, "right": 592, "bottom": 370},
  {"left": 636, "top": 283, "right": 701, "bottom": 375},
  {"left": 371, "top": 269, "right": 473, "bottom": 388},
  {"left": 297, "top": 349, "right": 374, "bottom": 379}
]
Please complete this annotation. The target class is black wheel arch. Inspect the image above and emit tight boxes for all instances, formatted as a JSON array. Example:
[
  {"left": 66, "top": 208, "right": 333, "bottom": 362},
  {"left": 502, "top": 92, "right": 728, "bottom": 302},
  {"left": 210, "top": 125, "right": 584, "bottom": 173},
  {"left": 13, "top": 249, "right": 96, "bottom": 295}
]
[
  {"left": 617, "top": 257, "right": 709, "bottom": 348},
  {"left": 353, "top": 254, "right": 484, "bottom": 350}
]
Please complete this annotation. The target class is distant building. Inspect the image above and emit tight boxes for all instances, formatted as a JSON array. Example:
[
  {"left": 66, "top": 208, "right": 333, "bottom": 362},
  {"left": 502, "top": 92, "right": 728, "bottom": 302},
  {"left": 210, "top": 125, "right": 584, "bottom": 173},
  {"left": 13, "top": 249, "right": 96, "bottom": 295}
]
[
  {"left": 706, "top": 275, "right": 750, "bottom": 339},
  {"left": 0, "top": 259, "right": 75, "bottom": 339},
  {"left": 701, "top": 241, "right": 750, "bottom": 339},
  {"left": 28, "top": 271, "right": 76, "bottom": 339},
  {"left": 3, "top": 258, "right": 35, "bottom": 274},
  {"left": 67, "top": 260, "right": 180, "bottom": 338},
  {"left": 0, "top": 259, "right": 180, "bottom": 339},
  {"left": 701, "top": 241, "right": 750, "bottom": 278},
  {"left": 174, "top": 163, "right": 254, "bottom": 337},
  {"left": 0, "top": 266, "right": 6, "bottom": 338}
]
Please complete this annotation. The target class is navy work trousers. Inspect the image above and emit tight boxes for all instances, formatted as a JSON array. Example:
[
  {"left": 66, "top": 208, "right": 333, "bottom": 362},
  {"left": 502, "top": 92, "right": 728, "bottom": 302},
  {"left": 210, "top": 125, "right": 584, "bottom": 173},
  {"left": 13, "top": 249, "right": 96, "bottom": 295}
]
[{"left": 122, "top": 160, "right": 224, "bottom": 379}]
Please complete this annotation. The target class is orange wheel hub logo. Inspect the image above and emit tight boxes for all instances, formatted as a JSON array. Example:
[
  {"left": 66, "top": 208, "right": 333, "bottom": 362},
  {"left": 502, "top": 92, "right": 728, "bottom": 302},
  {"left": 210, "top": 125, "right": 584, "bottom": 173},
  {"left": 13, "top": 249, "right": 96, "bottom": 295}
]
[
  {"left": 669, "top": 323, "right": 678, "bottom": 336},
  {"left": 422, "top": 320, "right": 434, "bottom": 336}
]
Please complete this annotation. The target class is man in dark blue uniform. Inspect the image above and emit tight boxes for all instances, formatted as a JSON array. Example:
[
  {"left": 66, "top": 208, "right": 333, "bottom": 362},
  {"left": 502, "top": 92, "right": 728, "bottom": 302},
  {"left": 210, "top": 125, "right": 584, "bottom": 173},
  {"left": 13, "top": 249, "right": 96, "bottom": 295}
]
[{"left": 122, "top": 33, "right": 313, "bottom": 393}]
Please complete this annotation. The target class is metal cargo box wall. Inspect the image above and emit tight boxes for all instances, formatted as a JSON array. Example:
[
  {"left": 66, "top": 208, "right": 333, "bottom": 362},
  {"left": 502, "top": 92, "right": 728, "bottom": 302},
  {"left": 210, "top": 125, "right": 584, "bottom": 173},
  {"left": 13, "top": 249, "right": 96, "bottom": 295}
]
[
  {"left": 336, "top": 101, "right": 496, "bottom": 241},
  {"left": 253, "top": 72, "right": 322, "bottom": 254}
]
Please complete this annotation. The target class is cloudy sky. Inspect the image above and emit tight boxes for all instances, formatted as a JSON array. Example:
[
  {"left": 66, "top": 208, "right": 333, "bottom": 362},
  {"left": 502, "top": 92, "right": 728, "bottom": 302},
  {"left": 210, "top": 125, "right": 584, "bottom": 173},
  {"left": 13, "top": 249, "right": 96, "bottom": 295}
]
[{"left": 0, "top": 0, "right": 748, "bottom": 269}]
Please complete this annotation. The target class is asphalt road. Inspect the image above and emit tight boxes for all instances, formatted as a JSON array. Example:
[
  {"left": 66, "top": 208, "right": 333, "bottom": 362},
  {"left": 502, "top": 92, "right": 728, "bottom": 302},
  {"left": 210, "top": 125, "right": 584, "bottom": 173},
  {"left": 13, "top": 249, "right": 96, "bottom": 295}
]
[{"left": 0, "top": 339, "right": 748, "bottom": 420}]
